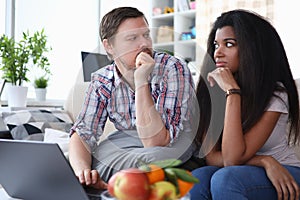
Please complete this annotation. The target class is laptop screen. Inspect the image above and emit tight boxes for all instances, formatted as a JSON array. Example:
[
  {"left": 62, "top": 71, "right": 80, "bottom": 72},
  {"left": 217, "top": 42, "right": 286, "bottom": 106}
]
[
  {"left": 81, "top": 51, "right": 112, "bottom": 82},
  {"left": 0, "top": 139, "right": 91, "bottom": 200}
]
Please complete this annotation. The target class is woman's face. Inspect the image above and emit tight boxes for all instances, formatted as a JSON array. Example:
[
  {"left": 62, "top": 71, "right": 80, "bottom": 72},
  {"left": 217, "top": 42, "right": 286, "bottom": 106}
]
[{"left": 213, "top": 26, "right": 239, "bottom": 73}]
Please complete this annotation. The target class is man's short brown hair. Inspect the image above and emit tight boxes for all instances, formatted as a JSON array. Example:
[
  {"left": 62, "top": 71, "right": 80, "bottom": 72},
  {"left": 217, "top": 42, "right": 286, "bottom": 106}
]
[{"left": 99, "top": 7, "right": 148, "bottom": 42}]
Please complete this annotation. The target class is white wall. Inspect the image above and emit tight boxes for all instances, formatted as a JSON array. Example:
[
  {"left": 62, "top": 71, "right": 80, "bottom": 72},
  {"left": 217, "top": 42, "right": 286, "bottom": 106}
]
[
  {"left": 274, "top": 0, "right": 300, "bottom": 79},
  {"left": 0, "top": 0, "right": 6, "bottom": 35},
  {"left": 14, "top": 0, "right": 100, "bottom": 100},
  {"left": 99, "top": 0, "right": 151, "bottom": 21},
  {"left": 2, "top": 0, "right": 151, "bottom": 101}
]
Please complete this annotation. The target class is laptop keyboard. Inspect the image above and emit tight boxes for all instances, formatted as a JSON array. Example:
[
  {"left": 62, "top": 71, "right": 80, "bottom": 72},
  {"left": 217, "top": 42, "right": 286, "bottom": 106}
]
[
  {"left": 87, "top": 194, "right": 102, "bottom": 200},
  {"left": 84, "top": 186, "right": 103, "bottom": 200}
]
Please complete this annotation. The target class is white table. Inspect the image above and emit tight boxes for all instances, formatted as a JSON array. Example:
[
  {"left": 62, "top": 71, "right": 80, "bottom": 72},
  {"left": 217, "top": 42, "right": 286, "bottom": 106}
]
[{"left": 0, "top": 98, "right": 65, "bottom": 110}]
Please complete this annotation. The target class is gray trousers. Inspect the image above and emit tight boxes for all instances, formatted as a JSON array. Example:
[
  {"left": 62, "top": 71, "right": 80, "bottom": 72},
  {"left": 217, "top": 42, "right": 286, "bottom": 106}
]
[{"left": 91, "top": 130, "right": 196, "bottom": 182}]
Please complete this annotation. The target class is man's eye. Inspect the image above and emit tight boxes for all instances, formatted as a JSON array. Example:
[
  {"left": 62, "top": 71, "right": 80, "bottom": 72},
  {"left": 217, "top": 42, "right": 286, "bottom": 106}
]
[
  {"left": 127, "top": 36, "right": 136, "bottom": 41},
  {"left": 144, "top": 33, "right": 150, "bottom": 39}
]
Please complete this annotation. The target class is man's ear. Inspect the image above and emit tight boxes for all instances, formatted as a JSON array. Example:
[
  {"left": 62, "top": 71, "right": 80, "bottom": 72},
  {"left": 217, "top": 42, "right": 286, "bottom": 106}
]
[{"left": 103, "top": 39, "right": 113, "bottom": 56}]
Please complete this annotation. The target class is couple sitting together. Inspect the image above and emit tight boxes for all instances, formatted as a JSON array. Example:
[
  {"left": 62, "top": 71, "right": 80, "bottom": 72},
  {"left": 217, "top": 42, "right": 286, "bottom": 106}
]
[{"left": 68, "top": 7, "right": 300, "bottom": 200}]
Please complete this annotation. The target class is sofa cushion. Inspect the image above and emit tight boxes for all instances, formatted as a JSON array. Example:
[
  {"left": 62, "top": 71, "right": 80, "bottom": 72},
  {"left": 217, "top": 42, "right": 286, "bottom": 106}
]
[
  {"left": 44, "top": 128, "right": 70, "bottom": 158},
  {"left": 2, "top": 109, "right": 73, "bottom": 140}
]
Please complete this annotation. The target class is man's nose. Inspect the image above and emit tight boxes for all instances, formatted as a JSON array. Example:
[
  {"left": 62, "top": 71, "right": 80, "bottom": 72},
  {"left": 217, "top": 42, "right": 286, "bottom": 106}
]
[{"left": 138, "top": 37, "right": 149, "bottom": 48}]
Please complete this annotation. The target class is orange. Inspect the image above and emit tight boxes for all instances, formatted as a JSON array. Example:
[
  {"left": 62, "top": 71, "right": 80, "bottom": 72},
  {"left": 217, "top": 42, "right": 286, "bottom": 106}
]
[
  {"left": 177, "top": 171, "right": 195, "bottom": 197},
  {"left": 144, "top": 164, "right": 165, "bottom": 184}
]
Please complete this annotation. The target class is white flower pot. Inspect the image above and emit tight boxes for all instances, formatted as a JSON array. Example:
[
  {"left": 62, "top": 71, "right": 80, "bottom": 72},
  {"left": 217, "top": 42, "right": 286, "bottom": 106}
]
[
  {"left": 1, "top": 82, "right": 12, "bottom": 101},
  {"left": 7, "top": 85, "right": 28, "bottom": 107},
  {"left": 35, "top": 88, "right": 47, "bottom": 101}
]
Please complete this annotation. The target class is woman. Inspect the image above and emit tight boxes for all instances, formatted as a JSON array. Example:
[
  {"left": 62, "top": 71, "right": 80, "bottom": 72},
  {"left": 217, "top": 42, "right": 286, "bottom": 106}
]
[{"left": 191, "top": 9, "right": 300, "bottom": 200}]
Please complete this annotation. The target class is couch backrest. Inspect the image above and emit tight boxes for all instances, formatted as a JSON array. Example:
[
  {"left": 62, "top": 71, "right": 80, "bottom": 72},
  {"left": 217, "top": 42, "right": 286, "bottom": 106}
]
[{"left": 63, "top": 82, "right": 89, "bottom": 122}]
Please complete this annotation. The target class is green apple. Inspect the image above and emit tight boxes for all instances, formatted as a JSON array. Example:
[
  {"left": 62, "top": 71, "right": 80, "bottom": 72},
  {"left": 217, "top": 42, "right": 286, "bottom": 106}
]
[
  {"left": 114, "top": 168, "right": 150, "bottom": 200},
  {"left": 149, "top": 181, "right": 177, "bottom": 200}
]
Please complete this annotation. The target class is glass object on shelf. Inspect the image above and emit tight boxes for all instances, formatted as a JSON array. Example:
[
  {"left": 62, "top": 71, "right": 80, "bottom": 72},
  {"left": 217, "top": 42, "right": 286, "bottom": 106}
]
[
  {"left": 180, "top": 26, "right": 196, "bottom": 41},
  {"left": 181, "top": 32, "right": 193, "bottom": 40}
]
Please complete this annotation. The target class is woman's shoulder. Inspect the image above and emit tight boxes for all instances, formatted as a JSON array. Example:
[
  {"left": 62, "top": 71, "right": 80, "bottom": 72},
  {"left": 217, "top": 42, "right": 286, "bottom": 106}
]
[
  {"left": 274, "top": 82, "right": 288, "bottom": 102},
  {"left": 266, "top": 85, "right": 289, "bottom": 113}
]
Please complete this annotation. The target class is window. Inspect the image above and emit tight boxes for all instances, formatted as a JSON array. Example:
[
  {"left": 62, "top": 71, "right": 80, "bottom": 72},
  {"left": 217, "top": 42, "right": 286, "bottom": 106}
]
[
  {"left": 14, "top": 0, "right": 100, "bottom": 100},
  {"left": 0, "top": 0, "right": 5, "bottom": 35}
]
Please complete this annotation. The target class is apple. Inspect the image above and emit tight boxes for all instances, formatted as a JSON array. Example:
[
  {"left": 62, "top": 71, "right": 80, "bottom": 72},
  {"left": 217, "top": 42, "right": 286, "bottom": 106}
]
[
  {"left": 113, "top": 168, "right": 151, "bottom": 200},
  {"left": 107, "top": 172, "right": 118, "bottom": 197},
  {"left": 149, "top": 181, "right": 177, "bottom": 200}
]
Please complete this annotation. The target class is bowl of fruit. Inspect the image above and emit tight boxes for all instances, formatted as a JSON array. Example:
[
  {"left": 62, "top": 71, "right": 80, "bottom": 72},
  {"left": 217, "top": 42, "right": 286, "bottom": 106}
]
[{"left": 102, "top": 159, "right": 199, "bottom": 200}]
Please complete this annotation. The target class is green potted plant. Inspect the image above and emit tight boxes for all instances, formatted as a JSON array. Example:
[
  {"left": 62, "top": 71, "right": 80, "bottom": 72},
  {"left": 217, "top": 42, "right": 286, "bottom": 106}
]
[
  {"left": 34, "top": 76, "right": 49, "bottom": 88},
  {"left": 0, "top": 29, "right": 51, "bottom": 106},
  {"left": 33, "top": 75, "right": 49, "bottom": 101}
]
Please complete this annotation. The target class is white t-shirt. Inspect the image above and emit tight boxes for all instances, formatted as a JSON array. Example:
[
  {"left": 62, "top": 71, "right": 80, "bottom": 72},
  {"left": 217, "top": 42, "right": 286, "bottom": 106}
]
[{"left": 257, "top": 90, "right": 300, "bottom": 167}]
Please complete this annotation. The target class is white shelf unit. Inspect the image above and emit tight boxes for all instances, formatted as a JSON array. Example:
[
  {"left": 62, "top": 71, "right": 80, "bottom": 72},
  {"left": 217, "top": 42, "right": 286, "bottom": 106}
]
[{"left": 150, "top": 0, "right": 197, "bottom": 62}]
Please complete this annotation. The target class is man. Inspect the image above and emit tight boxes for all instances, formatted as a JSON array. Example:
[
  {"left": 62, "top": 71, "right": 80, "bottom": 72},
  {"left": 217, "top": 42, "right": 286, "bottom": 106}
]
[{"left": 69, "top": 7, "right": 198, "bottom": 189}]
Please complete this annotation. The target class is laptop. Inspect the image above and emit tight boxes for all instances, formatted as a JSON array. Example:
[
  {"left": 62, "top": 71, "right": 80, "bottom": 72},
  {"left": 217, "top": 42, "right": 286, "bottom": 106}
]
[
  {"left": 81, "top": 51, "right": 112, "bottom": 82},
  {"left": 0, "top": 139, "right": 103, "bottom": 200}
]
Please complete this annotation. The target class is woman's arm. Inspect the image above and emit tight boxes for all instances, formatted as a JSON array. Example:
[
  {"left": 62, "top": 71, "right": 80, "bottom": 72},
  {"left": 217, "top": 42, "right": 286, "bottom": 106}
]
[
  {"left": 246, "top": 155, "right": 300, "bottom": 200},
  {"left": 206, "top": 151, "right": 300, "bottom": 199},
  {"left": 207, "top": 67, "right": 281, "bottom": 166},
  {"left": 205, "top": 142, "right": 223, "bottom": 167},
  {"left": 222, "top": 95, "right": 281, "bottom": 165}
]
